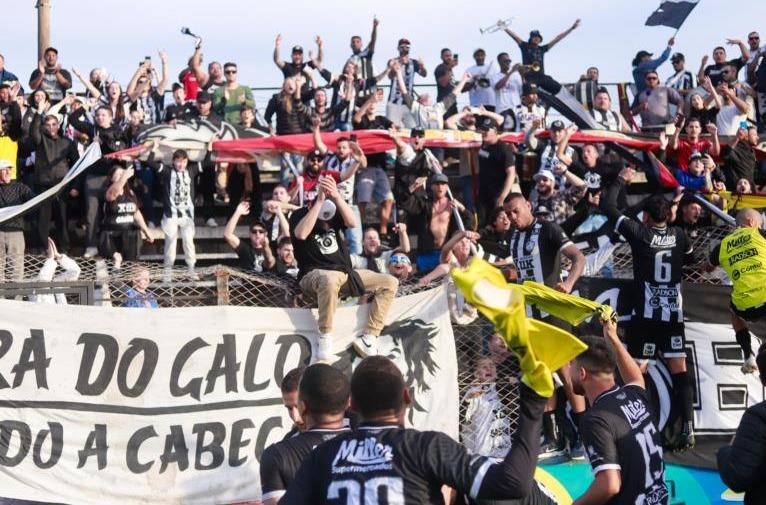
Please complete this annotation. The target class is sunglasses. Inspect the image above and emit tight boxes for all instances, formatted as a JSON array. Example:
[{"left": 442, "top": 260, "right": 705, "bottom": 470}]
[
  {"left": 308, "top": 157, "right": 324, "bottom": 162},
  {"left": 750, "top": 36, "right": 760, "bottom": 40},
  {"left": 251, "top": 229, "right": 266, "bottom": 235},
  {"left": 389, "top": 255, "right": 411, "bottom": 265},
  {"left": 225, "top": 69, "right": 237, "bottom": 74}
]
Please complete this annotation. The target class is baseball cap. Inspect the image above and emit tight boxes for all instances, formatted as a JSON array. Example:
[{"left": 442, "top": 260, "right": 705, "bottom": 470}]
[
  {"left": 689, "top": 150, "right": 704, "bottom": 162},
  {"left": 291, "top": 45, "right": 303, "bottom": 54},
  {"left": 0, "top": 160, "right": 12, "bottom": 170},
  {"left": 410, "top": 127, "right": 426, "bottom": 137},
  {"left": 172, "top": 82, "right": 183, "bottom": 91},
  {"left": 431, "top": 173, "right": 449, "bottom": 185},
  {"left": 477, "top": 116, "right": 498, "bottom": 131},
  {"left": 318, "top": 199, "right": 337, "bottom": 221},
  {"left": 307, "top": 149, "right": 325, "bottom": 160},
  {"left": 522, "top": 83, "right": 539, "bottom": 96},
  {"left": 529, "top": 30, "right": 543, "bottom": 41},
  {"left": 533, "top": 169, "right": 555, "bottom": 182},
  {"left": 632, "top": 50, "right": 653, "bottom": 67},
  {"left": 550, "top": 120, "right": 565, "bottom": 131},
  {"left": 398, "top": 38, "right": 411, "bottom": 46},
  {"left": 196, "top": 91, "right": 212, "bottom": 103},
  {"left": 671, "top": 52, "right": 685, "bottom": 63}
]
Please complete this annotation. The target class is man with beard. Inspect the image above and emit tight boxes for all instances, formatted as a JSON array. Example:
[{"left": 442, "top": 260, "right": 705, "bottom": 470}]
[
  {"left": 466, "top": 49, "right": 496, "bottom": 110},
  {"left": 260, "top": 364, "right": 351, "bottom": 505},
  {"left": 273, "top": 237, "right": 299, "bottom": 279},
  {"left": 590, "top": 88, "right": 630, "bottom": 132},
  {"left": 529, "top": 167, "right": 587, "bottom": 226},
  {"left": 571, "top": 319, "right": 668, "bottom": 505},
  {"left": 515, "top": 83, "right": 547, "bottom": 133},
  {"left": 491, "top": 52, "right": 524, "bottom": 131},
  {"left": 390, "top": 126, "right": 431, "bottom": 225},
  {"left": 289, "top": 150, "right": 340, "bottom": 206},
  {"left": 29, "top": 114, "right": 79, "bottom": 252},
  {"left": 351, "top": 224, "right": 410, "bottom": 273},
  {"left": 700, "top": 41, "right": 750, "bottom": 87},
  {"left": 28, "top": 47, "right": 71, "bottom": 103}
]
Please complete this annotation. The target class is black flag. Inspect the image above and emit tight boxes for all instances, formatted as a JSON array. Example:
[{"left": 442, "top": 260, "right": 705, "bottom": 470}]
[{"left": 645, "top": 0, "right": 699, "bottom": 29}]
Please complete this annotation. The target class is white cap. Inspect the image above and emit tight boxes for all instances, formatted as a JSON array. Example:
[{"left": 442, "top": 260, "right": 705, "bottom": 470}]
[
  {"left": 533, "top": 169, "right": 555, "bottom": 182},
  {"left": 0, "top": 160, "right": 12, "bottom": 170},
  {"left": 318, "top": 199, "right": 337, "bottom": 221}
]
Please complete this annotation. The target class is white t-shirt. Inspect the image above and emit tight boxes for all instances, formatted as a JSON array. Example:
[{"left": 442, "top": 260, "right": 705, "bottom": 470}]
[
  {"left": 716, "top": 103, "right": 749, "bottom": 135},
  {"left": 490, "top": 71, "right": 523, "bottom": 113},
  {"left": 466, "top": 64, "right": 496, "bottom": 107}
]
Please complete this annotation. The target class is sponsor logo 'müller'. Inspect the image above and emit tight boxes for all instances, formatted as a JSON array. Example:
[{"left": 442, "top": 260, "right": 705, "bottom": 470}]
[
  {"left": 620, "top": 399, "right": 650, "bottom": 429},
  {"left": 332, "top": 438, "right": 394, "bottom": 474}
]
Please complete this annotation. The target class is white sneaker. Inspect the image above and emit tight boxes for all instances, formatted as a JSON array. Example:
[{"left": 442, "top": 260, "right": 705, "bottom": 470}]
[
  {"left": 316, "top": 333, "right": 334, "bottom": 363},
  {"left": 205, "top": 217, "right": 218, "bottom": 227},
  {"left": 353, "top": 334, "right": 379, "bottom": 358},
  {"left": 742, "top": 356, "right": 758, "bottom": 374},
  {"left": 83, "top": 246, "right": 98, "bottom": 258}
]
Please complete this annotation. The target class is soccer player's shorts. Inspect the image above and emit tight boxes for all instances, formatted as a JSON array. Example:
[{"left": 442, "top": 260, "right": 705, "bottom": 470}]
[
  {"left": 624, "top": 319, "right": 686, "bottom": 361},
  {"left": 730, "top": 300, "right": 766, "bottom": 321}
]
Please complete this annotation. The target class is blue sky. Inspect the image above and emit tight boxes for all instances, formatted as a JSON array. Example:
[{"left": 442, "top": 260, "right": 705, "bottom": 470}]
[{"left": 2, "top": 0, "right": 765, "bottom": 90}]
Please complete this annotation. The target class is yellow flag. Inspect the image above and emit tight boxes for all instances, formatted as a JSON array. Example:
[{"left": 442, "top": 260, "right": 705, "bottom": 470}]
[
  {"left": 0, "top": 136, "right": 18, "bottom": 180},
  {"left": 452, "top": 258, "right": 597, "bottom": 397},
  {"left": 714, "top": 191, "right": 766, "bottom": 211}
]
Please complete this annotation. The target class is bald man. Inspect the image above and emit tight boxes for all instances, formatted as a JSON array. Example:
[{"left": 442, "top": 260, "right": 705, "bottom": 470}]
[{"left": 709, "top": 208, "right": 766, "bottom": 373}]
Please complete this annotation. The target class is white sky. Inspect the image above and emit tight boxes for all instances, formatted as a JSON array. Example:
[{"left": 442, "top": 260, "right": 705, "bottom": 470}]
[{"left": 2, "top": 0, "right": 765, "bottom": 91}]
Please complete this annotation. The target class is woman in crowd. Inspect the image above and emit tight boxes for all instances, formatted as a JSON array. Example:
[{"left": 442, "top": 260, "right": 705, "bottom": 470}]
[{"left": 98, "top": 166, "right": 154, "bottom": 267}]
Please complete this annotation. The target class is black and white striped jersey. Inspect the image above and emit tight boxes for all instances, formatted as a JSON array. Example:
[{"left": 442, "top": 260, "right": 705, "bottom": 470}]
[
  {"left": 509, "top": 219, "right": 573, "bottom": 288},
  {"left": 615, "top": 215, "right": 692, "bottom": 323}
]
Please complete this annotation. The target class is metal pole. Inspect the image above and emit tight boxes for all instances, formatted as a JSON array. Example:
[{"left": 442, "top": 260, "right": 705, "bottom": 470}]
[
  {"left": 36, "top": 0, "right": 51, "bottom": 62},
  {"left": 692, "top": 193, "right": 735, "bottom": 226}
]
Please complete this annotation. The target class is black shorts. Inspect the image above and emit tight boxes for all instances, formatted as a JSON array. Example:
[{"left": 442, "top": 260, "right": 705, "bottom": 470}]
[
  {"left": 623, "top": 319, "right": 686, "bottom": 361},
  {"left": 730, "top": 300, "right": 766, "bottom": 321}
]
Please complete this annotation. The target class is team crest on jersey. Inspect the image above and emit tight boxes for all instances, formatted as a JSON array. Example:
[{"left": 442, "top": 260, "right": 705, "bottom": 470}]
[
  {"left": 643, "top": 343, "right": 656, "bottom": 357},
  {"left": 620, "top": 398, "right": 650, "bottom": 429},
  {"left": 670, "top": 336, "right": 683, "bottom": 350},
  {"left": 331, "top": 438, "right": 394, "bottom": 473}
]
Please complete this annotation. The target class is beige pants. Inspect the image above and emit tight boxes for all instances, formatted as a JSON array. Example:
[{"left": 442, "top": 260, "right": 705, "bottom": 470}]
[{"left": 299, "top": 269, "right": 399, "bottom": 335}]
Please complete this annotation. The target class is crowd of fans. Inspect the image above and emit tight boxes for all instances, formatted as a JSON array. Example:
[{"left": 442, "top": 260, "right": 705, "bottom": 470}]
[{"left": 1, "top": 16, "right": 766, "bottom": 504}]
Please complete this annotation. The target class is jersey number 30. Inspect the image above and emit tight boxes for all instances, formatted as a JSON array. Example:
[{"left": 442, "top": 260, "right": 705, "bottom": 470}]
[
  {"left": 654, "top": 250, "right": 672, "bottom": 283},
  {"left": 328, "top": 477, "right": 405, "bottom": 505}
]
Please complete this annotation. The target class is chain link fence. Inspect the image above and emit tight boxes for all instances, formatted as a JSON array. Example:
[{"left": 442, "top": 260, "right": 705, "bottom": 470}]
[{"left": 0, "top": 223, "right": 736, "bottom": 453}]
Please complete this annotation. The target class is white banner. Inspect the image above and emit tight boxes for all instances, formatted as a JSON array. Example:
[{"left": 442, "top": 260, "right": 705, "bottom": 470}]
[
  {"left": 0, "top": 286, "right": 457, "bottom": 505},
  {"left": 0, "top": 142, "right": 102, "bottom": 225}
]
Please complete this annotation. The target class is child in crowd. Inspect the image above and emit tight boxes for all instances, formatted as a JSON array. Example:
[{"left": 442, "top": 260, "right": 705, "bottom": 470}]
[{"left": 124, "top": 266, "right": 159, "bottom": 308}]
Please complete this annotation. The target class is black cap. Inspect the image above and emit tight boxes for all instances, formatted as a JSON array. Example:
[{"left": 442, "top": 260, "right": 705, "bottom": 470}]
[
  {"left": 172, "top": 83, "right": 183, "bottom": 92},
  {"left": 410, "top": 127, "right": 426, "bottom": 137},
  {"left": 529, "top": 30, "right": 543, "bottom": 41},
  {"left": 671, "top": 52, "right": 685, "bottom": 63},
  {"left": 307, "top": 149, "right": 325, "bottom": 160},
  {"left": 632, "top": 50, "right": 653, "bottom": 67},
  {"left": 292, "top": 45, "right": 303, "bottom": 53},
  {"left": 196, "top": 91, "right": 212, "bottom": 103},
  {"left": 522, "top": 83, "right": 539, "bottom": 96},
  {"left": 477, "top": 116, "right": 499, "bottom": 131},
  {"left": 44, "top": 46, "right": 58, "bottom": 55},
  {"left": 550, "top": 120, "right": 565, "bottom": 131},
  {"left": 398, "top": 38, "right": 411, "bottom": 46}
]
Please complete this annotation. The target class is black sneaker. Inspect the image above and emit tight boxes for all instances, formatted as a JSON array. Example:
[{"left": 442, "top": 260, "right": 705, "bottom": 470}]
[
  {"left": 538, "top": 441, "right": 567, "bottom": 464},
  {"left": 674, "top": 421, "right": 695, "bottom": 451}
]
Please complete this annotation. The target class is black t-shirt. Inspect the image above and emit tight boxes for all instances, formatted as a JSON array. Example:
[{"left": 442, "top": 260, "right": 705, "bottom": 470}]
[
  {"left": 518, "top": 42, "right": 550, "bottom": 75},
  {"left": 235, "top": 241, "right": 267, "bottom": 272},
  {"left": 164, "top": 102, "right": 197, "bottom": 122},
  {"left": 581, "top": 384, "right": 668, "bottom": 505},
  {"left": 102, "top": 192, "right": 137, "bottom": 230},
  {"left": 477, "top": 141, "right": 513, "bottom": 197},
  {"left": 281, "top": 386, "right": 548, "bottom": 505},
  {"left": 289, "top": 207, "right": 350, "bottom": 279},
  {"left": 509, "top": 219, "right": 572, "bottom": 287},
  {"left": 272, "top": 257, "right": 299, "bottom": 279},
  {"left": 612, "top": 214, "right": 692, "bottom": 323},
  {"left": 260, "top": 427, "right": 351, "bottom": 502},
  {"left": 704, "top": 58, "right": 746, "bottom": 87},
  {"left": 354, "top": 115, "right": 393, "bottom": 168}
]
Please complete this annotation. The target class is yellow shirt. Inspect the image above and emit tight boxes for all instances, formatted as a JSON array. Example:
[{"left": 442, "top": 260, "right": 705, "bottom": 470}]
[{"left": 718, "top": 226, "right": 766, "bottom": 310}]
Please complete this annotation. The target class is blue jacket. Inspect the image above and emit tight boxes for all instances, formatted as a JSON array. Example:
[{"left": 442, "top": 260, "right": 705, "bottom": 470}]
[{"left": 633, "top": 46, "right": 672, "bottom": 94}]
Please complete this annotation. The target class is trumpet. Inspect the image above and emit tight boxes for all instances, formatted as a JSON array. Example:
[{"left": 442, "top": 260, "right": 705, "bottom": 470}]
[
  {"left": 480, "top": 17, "right": 513, "bottom": 34},
  {"left": 520, "top": 62, "right": 542, "bottom": 73}
]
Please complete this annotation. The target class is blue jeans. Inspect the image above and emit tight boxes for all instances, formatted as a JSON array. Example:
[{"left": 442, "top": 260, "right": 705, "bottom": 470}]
[
  {"left": 460, "top": 175, "right": 475, "bottom": 211},
  {"left": 345, "top": 204, "right": 362, "bottom": 255}
]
